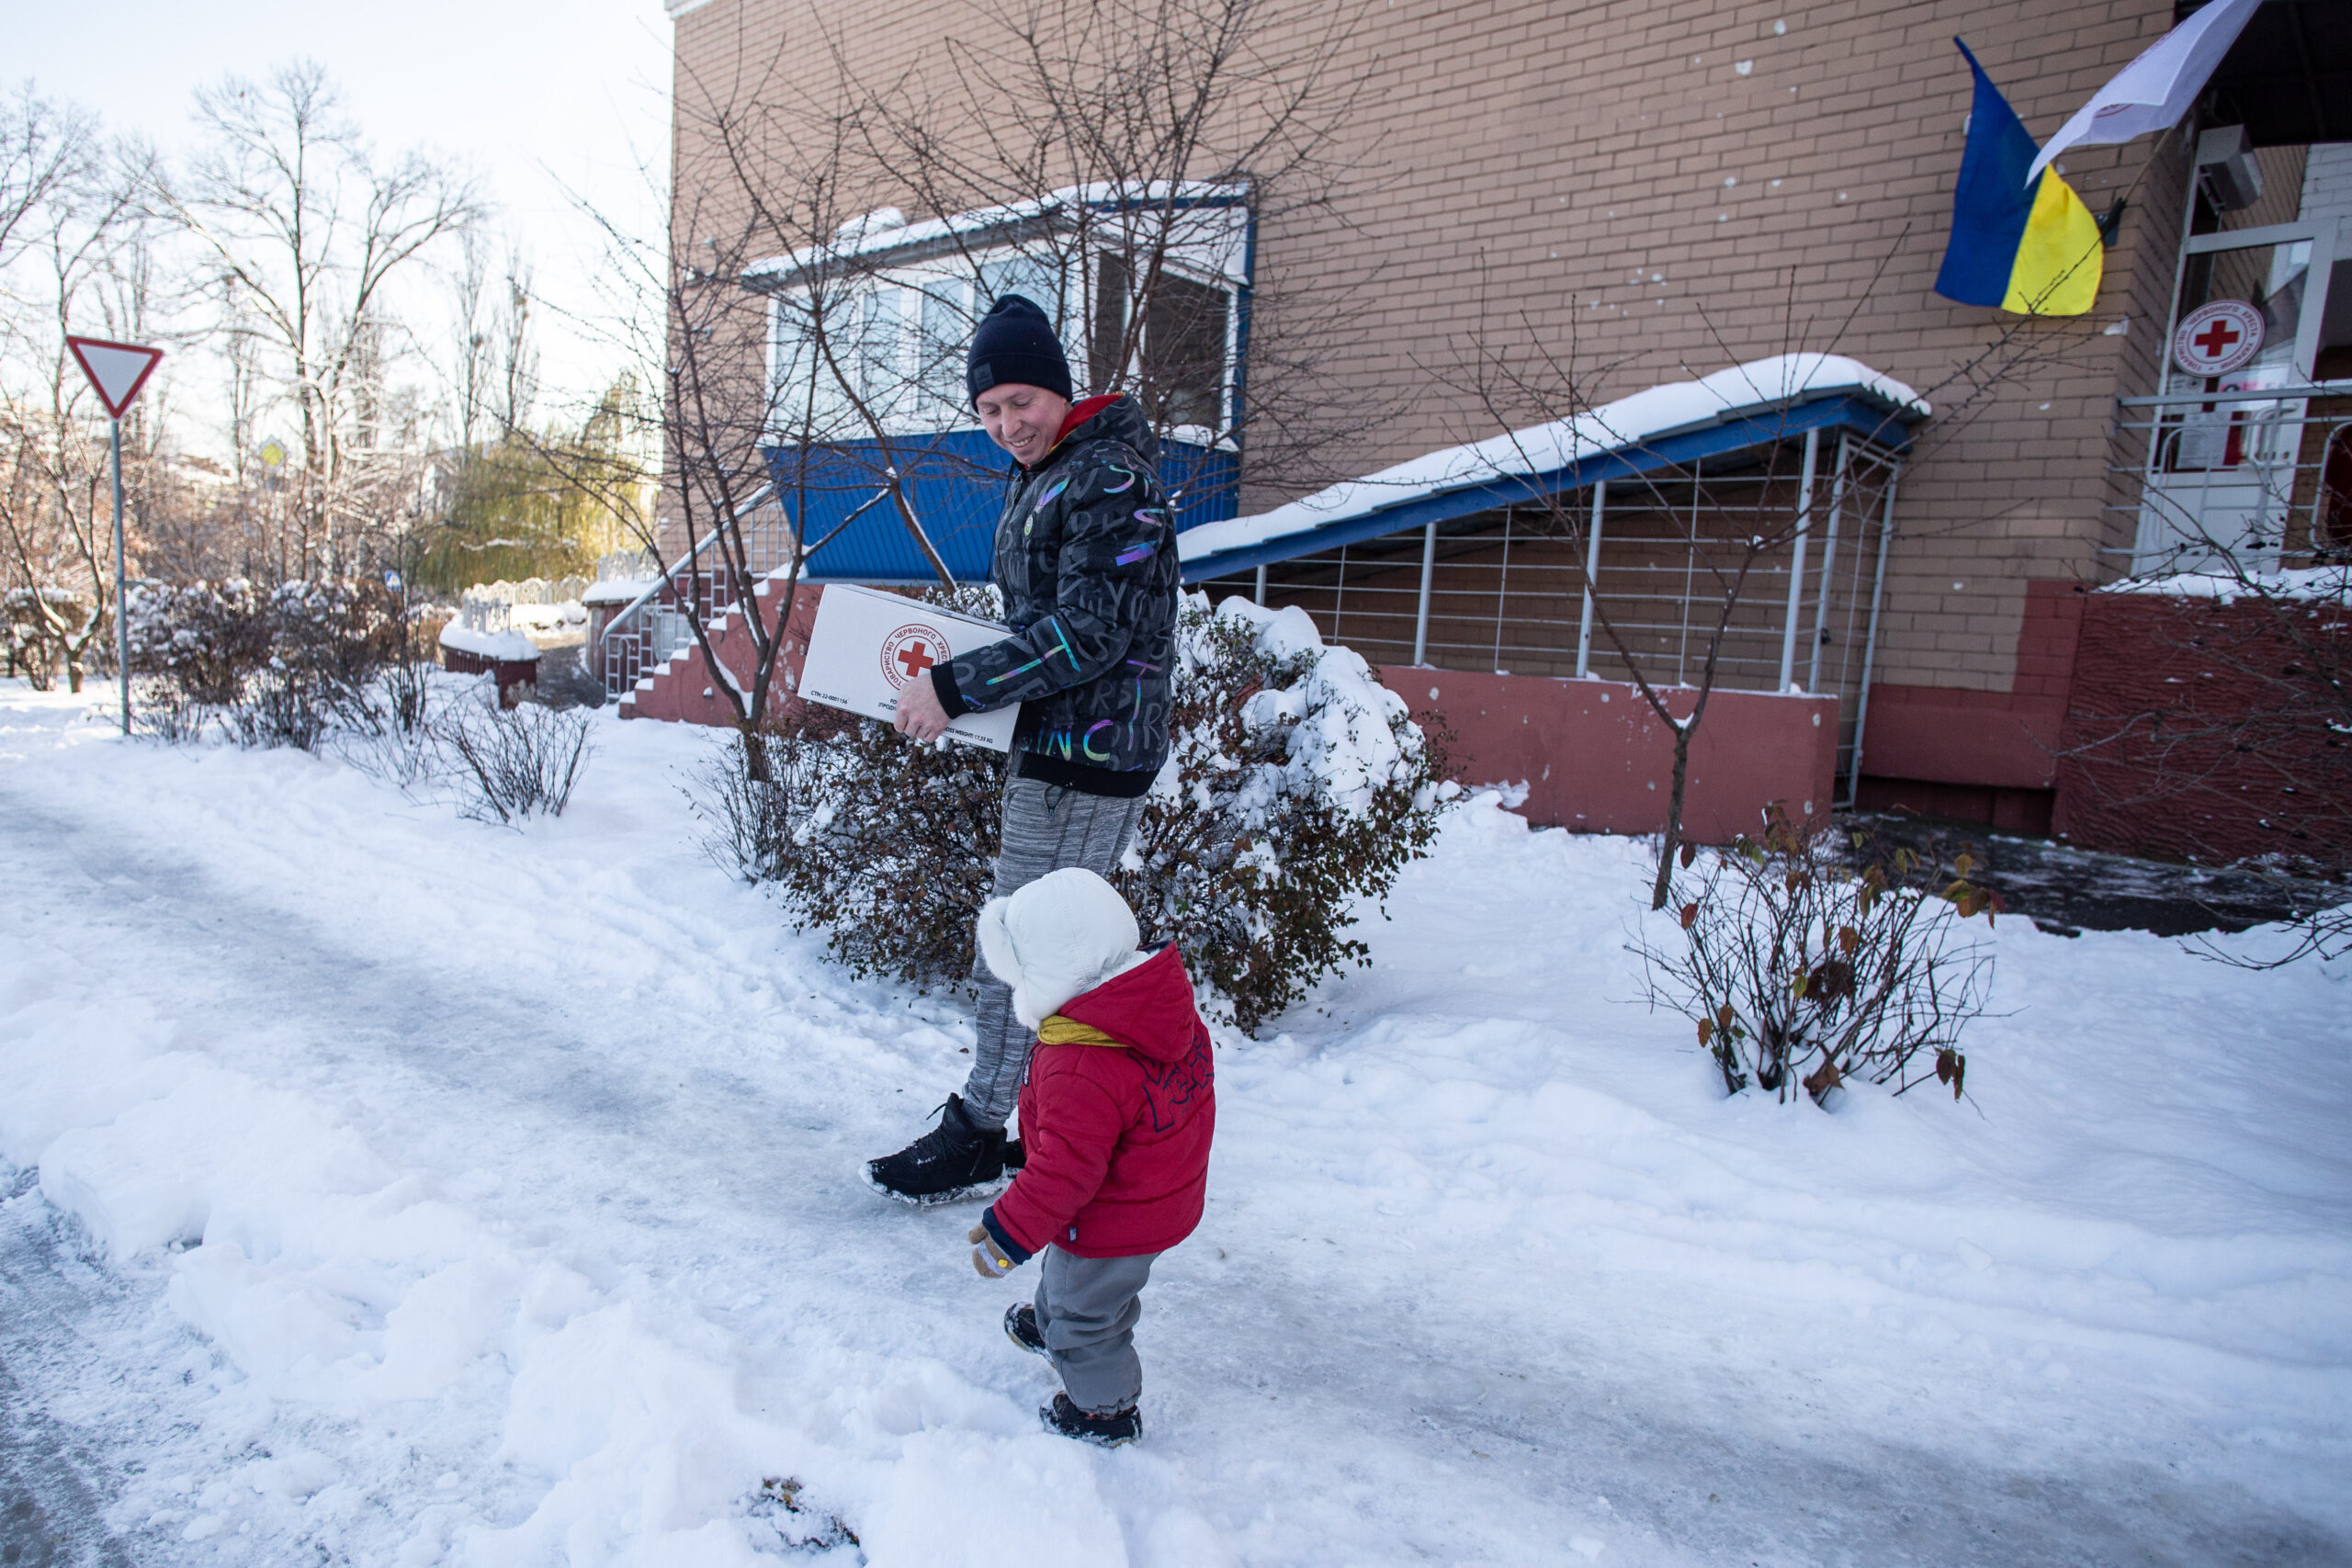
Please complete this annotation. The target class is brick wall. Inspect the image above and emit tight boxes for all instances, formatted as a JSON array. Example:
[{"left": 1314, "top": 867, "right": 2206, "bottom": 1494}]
[
  {"left": 667, "top": 0, "right": 2196, "bottom": 737},
  {"left": 2052, "top": 588, "right": 2352, "bottom": 867}
]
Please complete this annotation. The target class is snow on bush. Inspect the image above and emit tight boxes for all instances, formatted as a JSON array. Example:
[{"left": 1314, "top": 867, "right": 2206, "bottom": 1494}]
[
  {"left": 1639, "top": 804, "right": 2000, "bottom": 1103},
  {"left": 126, "top": 579, "right": 594, "bottom": 821},
  {"left": 4, "top": 584, "right": 94, "bottom": 690},
  {"left": 1115, "top": 594, "right": 1454, "bottom": 1030},
  {"left": 127, "top": 578, "right": 406, "bottom": 750},
  {"left": 699, "top": 590, "right": 1454, "bottom": 1031}
]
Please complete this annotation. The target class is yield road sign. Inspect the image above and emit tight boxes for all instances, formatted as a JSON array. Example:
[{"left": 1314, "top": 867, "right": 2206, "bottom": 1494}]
[{"left": 64, "top": 335, "right": 164, "bottom": 419}]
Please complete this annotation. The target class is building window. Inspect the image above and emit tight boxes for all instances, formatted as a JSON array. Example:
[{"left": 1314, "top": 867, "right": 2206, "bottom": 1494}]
[
  {"left": 1141, "top": 270, "right": 1231, "bottom": 434},
  {"left": 1088, "top": 252, "right": 1234, "bottom": 437},
  {"left": 767, "top": 237, "right": 1235, "bottom": 443}
]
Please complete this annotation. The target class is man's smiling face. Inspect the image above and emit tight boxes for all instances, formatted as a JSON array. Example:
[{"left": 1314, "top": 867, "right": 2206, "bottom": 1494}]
[{"left": 976, "top": 383, "right": 1072, "bottom": 468}]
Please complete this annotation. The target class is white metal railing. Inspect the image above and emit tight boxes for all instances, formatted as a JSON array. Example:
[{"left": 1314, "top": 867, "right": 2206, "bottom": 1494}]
[
  {"left": 1205, "top": 434, "right": 1905, "bottom": 799},
  {"left": 597, "top": 486, "right": 788, "bottom": 697},
  {"left": 2113, "top": 384, "right": 2352, "bottom": 575}
]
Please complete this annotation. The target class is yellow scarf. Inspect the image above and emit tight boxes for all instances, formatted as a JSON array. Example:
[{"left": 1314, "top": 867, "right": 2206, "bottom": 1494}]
[{"left": 1036, "top": 1014, "right": 1128, "bottom": 1048}]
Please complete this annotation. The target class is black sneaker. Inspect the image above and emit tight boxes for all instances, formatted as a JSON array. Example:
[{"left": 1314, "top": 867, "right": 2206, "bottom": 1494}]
[
  {"left": 1041, "top": 1392, "right": 1141, "bottom": 1448},
  {"left": 1003, "top": 1303, "right": 1050, "bottom": 1359},
  {"left": 863, "top": 1094, "right": 1006, "bottom": 1205}
]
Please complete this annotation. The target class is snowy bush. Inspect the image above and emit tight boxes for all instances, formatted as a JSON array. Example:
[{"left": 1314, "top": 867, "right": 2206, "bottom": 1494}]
[
  {"left": 707, "top": 589, "right": 1453, "bottom": 1031},
  {"left": 1114, "top": 595, "right": 1453, "bottom": 1030},
  {"left": 434, "top": 688, "right": 594, "bottom": 824},
  {"left": 695, "top": 584, "right": 1010, "bottom": 984},
  {"left": 1639, "top": 804, "right": 1999, "bottom": 1103},
  {"left": 5, "top": 586, "right": 92, "bottom": 690},
  {"left": 128, "top": 579, "right": 404, "bottom": 750}
]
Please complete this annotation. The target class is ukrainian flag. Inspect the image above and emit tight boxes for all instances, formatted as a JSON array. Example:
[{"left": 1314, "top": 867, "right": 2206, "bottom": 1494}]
[{"left": 1934, "top": 40, "right": 2104, "bottom": 317}]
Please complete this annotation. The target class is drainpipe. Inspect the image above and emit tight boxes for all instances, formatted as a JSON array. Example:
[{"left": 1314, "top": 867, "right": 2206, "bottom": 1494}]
[
  {"left": 1845, "top": 463, "right": 1902, "bottom": 806},
  {"left": 1576, "top": 479, "right": 1607, "bottom": 678},
  {"left": 1777, "top": 427, "right": 1821, "bottom": 691},
  {"left": 1412, "top": 521, "right": 1437, "bottom": 665}
]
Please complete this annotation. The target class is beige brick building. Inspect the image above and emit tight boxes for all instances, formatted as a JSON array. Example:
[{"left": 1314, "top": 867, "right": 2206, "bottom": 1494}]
[{"left": 657, "top": 0, "right": 2347, "bottom": 836}]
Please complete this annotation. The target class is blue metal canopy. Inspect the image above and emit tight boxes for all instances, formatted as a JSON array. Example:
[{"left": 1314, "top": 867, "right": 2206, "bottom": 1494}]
[
  {"left": 764, "top": 433, "right": 1240, "bottom": 582},
  {"left": 1178, "top": 390, "right": 1921, "bottom": 584}
]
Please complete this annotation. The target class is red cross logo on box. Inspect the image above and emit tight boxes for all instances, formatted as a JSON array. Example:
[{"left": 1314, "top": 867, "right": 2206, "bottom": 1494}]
[
  {"left": 2171, "top": 299, "right": 2265, "bottom": 378},
  {"left": 879, "top": 623, "right": 945, "bottom": 690}
]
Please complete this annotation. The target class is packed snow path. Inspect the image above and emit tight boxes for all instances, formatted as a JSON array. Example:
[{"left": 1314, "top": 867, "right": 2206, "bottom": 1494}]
[{"left": 1, "top": 685, "right": 2346, "bottom": 1566}]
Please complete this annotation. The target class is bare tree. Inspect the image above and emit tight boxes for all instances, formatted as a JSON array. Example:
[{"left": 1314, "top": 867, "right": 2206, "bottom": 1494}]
[
  {"left": 494, "top": 243, "right": 537, "bottom": 437},
  {"left": 0, "top": 86, "right": 152, "bottom": 691},
  {"left": 447, "top": 225, "right": 495, "bottom": 456},
  {"left": 154, "top": 60, "right": 481, "bottom": 578},
  {"left": 853, "top": 0, "right": 1386, "bottom": 502},
  {"left": 541, "top": 0, "right": 1385, "bottom": 778}
]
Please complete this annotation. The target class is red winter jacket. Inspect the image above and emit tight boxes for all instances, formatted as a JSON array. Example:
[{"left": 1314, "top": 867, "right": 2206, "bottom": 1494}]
[{"left": 981, "top": 945, "right": 1216, "bottom": 1262}]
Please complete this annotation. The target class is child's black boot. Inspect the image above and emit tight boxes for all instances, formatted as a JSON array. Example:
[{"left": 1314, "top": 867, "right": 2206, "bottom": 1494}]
[
  {"left": 1041, "top": 1392, "right": 1141, "bottom": 1448},
  {"left": 1003, "top": 1303, "right": 1051, "bottom": 1359}
]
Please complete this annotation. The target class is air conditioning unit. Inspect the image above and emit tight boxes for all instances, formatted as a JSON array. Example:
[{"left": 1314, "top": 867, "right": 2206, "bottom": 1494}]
[{"left": 2196, "top": 126, "right": 2264, "bottom": 212}]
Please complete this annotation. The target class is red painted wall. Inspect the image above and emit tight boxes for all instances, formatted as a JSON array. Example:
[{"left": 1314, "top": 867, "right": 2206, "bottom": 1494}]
[
  {"left": 617, "top": 581, "right": 820, "bottom": 727},
  {"left": 1381, "top": 668, "right": 1840, "bottom": 842},
  {"left": 1857, "top": 580, "right": 2084, "bottom": 790},
  {"left": 2052, "top": 588, "right": 2350, "bottom": 868}
]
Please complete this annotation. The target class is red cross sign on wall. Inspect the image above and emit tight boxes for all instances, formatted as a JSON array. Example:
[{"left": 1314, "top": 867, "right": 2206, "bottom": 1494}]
[{"left": 2172, "top": 299, "right": 2266, "bottom": 378}]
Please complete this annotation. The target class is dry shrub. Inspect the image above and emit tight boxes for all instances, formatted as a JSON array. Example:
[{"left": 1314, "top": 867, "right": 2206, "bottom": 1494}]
[
  {"left": 1640, "top": 804, "right": 2000, "bottom": 1104},
  {"left": 435, "top": 689, "right": 594, "bottom": 824},
  {"left": 127, "top": 579, "right": 403, "bottom": 749}
]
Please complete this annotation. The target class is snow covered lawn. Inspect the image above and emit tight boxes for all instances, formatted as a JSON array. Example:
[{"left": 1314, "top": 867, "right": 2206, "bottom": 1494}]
[{"left": 1, "top": 681, "right": 2346, "bottom": 1566}]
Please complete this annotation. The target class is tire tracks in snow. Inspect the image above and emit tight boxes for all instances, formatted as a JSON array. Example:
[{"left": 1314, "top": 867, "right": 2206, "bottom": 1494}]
[{"left": 0, "top": 1175, "right": 141, "bottom": 1568}]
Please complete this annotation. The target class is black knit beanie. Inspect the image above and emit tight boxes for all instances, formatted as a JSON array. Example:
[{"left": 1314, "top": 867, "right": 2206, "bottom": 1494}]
[{"left": 967, "top": 294, "right": 1072, "bottom": 406}]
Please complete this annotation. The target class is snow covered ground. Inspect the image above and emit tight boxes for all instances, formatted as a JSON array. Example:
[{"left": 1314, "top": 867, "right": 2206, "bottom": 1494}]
[{"left": 1, "top": 679, "right": 2346, "bottom": 1566}]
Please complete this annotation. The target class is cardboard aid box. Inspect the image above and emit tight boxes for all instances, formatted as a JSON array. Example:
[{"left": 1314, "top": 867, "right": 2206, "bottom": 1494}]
[{"left": 796, "top": 583, "right": 1022, "bottom": 750}]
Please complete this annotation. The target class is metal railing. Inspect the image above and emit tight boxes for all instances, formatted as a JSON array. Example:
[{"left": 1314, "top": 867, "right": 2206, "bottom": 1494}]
[
  {"left": 1202, "top": 433, "right": 1905, "bottom": 798},
  {"left": 597, "top": 486, "right": 786, "bottom": 697},
  {"left": 2109, "top": 385, "right": 2352, "bottom": 575}
]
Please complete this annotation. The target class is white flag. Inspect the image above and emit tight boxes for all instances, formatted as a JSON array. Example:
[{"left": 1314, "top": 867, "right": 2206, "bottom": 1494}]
[{"left": 2024, "top": 0, "right": 2262, "bottom": 186}]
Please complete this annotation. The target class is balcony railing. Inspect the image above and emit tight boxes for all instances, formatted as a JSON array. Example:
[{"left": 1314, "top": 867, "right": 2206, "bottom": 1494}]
[{"left": 2111, "top": 385, "right": 2352, "bottom": 575}]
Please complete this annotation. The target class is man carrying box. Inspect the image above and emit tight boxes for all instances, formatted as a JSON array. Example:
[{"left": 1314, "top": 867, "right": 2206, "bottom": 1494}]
[{"left": 865, "top": 292, "right": 1182, "bottom": 1205}]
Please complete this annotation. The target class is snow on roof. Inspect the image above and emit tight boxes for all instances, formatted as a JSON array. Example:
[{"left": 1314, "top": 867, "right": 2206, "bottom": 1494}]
[
  {"left": 581, "top": 578, "right": 659, "bottom": 606},
  {"left": 1177, "top": 353, "right": 1931, "bottom": 567},
  {"left": 2102, "top": 565, "right": 2352, "bottom": 604},
  {"left": 438, "top": 624, "right": 541, "bottom": 662},
  {"left": 742, "top": 182, "right": 1250, "bottom": 288}
]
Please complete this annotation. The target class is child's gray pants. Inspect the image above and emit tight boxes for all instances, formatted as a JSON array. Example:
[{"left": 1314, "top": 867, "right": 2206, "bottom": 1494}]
[
  {"left": 960, "top": 774, "right": 1148, "bottom": 1128},
  {"left": 1036, "top": 1246, "right": 1158, "bottom": 1414}
]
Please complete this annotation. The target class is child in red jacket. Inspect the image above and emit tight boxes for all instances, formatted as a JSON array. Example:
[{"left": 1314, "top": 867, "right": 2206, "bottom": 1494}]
[{"left": 964, "top": 867, "right": 1216, "bottom": 1448}]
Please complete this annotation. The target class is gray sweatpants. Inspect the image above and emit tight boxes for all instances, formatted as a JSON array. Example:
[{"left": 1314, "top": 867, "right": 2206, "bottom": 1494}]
[
  {"left": 960, "top": 773, "right": 1148, "bottom": 1127},
  {"left": 1036, "top": 1246, "right": 1159, "bottom": 1413}
]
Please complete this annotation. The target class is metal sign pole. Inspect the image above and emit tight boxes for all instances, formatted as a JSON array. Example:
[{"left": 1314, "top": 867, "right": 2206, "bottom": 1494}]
[
  {"left": 112, "top": 415, "right": 129, "bottom": 735},
  {"left": 62, "top": 335, "right": 162, "bottom": 733}
]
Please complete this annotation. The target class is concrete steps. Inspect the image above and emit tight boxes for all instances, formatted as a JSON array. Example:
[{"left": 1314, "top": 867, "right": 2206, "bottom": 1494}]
[{"left": 616, "top": 578, "right": 823, "bottom": 728}]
